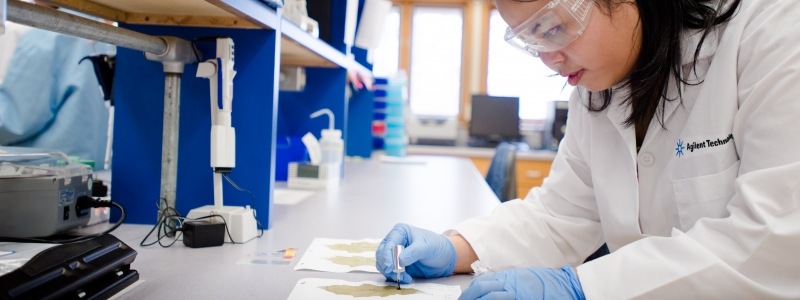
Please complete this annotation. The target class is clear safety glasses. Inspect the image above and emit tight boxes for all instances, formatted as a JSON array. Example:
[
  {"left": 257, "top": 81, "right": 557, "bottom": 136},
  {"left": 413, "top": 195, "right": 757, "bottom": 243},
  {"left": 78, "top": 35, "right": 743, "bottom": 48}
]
[{"left": 504, "top": 0, "right": 594, "bottom": 57}]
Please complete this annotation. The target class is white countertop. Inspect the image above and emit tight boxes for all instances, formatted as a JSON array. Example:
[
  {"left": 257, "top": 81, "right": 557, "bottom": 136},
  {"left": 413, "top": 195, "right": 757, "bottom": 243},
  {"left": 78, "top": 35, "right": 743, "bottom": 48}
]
[{"left": 105, "top": 155, "right": 500, "bottom": 299}]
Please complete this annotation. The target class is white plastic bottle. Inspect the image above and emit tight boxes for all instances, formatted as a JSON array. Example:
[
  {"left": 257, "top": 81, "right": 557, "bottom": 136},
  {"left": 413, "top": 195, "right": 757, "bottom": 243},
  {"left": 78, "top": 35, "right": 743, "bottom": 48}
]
[
  {"left": 309, "top": 108, "right": 343, "bottom": 165},
  {"left": 319, "top": 128, "right": 344, "bottom": 165}
]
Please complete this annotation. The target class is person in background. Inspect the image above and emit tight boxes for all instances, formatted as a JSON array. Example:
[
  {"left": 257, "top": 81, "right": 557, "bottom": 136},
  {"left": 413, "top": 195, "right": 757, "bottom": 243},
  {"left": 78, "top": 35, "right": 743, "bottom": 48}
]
[
  {"left": 0, "top": 11, "right": 109, "bottom": 169},
  {"left": 376, "top": 0, "right": 800, "bottom": 298}
]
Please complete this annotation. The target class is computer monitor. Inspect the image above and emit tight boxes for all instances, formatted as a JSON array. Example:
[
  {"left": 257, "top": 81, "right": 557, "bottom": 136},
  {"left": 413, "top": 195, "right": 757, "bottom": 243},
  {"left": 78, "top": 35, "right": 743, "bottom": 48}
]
[{"left": 469, "top": 95, "right": 520, "bottom": 146}]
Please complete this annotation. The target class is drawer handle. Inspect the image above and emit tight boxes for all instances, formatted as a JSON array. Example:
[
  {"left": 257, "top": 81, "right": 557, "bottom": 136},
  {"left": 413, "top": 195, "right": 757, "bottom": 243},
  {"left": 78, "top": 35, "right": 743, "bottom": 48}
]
[{"left": 525, "top": 170, "right": 542, "bottom": 178}]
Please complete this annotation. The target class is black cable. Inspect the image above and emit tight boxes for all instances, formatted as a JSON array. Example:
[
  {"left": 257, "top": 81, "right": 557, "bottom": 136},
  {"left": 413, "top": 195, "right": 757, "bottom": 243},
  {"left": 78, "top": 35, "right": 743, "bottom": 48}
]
[
  {"left": 140, "top": 198, "right": 184, "bottom": 247},
  {"left": 105, "top": 201, "right": 125, "bottom": 233}
]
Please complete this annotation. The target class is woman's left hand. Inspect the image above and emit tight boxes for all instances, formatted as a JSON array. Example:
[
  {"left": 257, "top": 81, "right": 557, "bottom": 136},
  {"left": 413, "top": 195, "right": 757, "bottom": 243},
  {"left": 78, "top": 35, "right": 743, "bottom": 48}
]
[{"left": 459, "top": 265, "right": 585, "bottom": 300}]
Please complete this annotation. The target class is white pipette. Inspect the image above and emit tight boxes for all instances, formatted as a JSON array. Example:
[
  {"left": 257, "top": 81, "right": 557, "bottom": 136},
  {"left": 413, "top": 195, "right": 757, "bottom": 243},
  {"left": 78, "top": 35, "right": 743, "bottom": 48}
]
[{"left": 393, "top": 245, "right": 405, "bottom": 290}]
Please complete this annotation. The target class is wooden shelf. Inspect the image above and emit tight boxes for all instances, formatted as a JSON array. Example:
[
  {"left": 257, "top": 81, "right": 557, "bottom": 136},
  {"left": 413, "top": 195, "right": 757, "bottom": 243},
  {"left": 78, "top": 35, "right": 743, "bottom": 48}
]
[
  {"left": 42, "top": 0, "right": 258, "bottom": 28},
  {"left": 41, "top": 0, "right": 369, "bottom": 74},
  {"left": 280, "top": 17, "right": 370, "bottom": 74}
]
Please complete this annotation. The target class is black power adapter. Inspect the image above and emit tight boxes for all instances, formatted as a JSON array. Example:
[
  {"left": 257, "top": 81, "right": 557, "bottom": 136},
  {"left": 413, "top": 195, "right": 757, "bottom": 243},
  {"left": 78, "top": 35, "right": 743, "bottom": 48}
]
[{"left": 182, "top": 221, "right": 225, "bottom": 248}]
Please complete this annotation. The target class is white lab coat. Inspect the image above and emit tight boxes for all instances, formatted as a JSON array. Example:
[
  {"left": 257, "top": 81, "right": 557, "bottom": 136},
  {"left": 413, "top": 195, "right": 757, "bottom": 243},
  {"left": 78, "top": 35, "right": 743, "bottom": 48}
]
[{"left": 452, "top": 0, "right": 800, "bottom": 298}]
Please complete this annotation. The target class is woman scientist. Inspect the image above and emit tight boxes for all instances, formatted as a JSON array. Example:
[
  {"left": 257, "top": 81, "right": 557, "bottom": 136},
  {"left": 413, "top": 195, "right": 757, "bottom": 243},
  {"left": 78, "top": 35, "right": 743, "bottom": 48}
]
[{"left": 376, "top": 0, "right": 800, "bottom": 298}]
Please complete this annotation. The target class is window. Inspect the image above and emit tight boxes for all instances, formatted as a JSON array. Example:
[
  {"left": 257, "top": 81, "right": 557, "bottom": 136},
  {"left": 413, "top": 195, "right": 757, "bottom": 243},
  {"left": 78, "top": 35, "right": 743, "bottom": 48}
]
[
  {"left": 486, "top": 9, "right": 573, "bottom": 120},
  {"left": 408, "top": 6, "right": 463, "bottom": 117}
]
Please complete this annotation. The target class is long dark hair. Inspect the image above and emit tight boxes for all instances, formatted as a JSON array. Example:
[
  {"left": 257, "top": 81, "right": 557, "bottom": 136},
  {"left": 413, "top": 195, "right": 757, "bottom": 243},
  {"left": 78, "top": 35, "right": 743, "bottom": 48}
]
[{"left": 589, "top": 0, "right": 742, "bottom": 127}]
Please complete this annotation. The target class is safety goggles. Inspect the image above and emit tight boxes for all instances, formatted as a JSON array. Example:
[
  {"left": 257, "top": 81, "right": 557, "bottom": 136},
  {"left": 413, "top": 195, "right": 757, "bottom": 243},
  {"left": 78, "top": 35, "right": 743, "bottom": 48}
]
[{"left": 504, "top": 0, "right": 594, "bottom": 57}]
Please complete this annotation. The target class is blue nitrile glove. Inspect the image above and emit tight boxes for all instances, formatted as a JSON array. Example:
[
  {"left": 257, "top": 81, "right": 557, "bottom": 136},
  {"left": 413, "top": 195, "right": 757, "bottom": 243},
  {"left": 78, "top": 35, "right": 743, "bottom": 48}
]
[
  {"left": 376, "top": 223, "right": 457, "bottom": 284},
  {"left": 459, "top": 265, "right": 585, "bottom": 300}
]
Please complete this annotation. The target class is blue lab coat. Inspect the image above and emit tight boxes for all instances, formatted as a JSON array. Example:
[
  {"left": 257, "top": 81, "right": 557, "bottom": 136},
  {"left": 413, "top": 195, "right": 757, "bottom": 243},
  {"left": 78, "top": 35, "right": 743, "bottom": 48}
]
[{"left": 0, "top": 26, "right": 109, "bottom": 168}]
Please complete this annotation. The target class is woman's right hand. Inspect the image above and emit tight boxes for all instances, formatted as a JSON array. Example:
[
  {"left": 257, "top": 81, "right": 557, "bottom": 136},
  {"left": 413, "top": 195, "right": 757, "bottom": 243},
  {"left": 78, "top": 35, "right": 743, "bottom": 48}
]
[{"left": 375, "top": 223, "right": 457, "bottom": 283}]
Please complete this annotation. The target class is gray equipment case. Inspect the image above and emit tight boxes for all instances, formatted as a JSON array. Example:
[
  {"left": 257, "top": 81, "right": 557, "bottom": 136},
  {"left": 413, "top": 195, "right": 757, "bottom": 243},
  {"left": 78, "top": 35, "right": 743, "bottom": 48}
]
[{"left": 0, "top": 147, "right": 93, "bottom": 238}]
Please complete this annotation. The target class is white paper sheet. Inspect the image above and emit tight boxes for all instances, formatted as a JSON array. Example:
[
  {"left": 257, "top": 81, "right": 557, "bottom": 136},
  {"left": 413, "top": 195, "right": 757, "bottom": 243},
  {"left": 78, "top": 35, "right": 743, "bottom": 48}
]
[
  {"left": 288, "top": 278, "right": 461, "bottom": 300},
  {"left": 294, "top": 238, "right": 381, "bottom": 273}
]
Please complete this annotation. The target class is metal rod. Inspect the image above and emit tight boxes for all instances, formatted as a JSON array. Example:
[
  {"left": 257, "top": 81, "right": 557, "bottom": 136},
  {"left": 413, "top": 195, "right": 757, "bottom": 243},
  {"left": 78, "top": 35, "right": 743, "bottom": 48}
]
[
  {"left": 7, "top": 0, "right": 166, "bottom": 55},
  {"left": 158, "top": 74, "right": 181, "bottom": 231}
]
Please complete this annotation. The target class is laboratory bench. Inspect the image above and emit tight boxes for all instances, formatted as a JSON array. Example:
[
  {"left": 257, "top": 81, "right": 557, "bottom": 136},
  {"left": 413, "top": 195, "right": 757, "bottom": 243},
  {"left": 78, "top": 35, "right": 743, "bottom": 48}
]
[
  {"left": 105, "top": 155, "right": 499, "bottom": 299},
  {"left": 3, "top": 3, "right": 500, "bottom": 298},
  {"left": 407, "top": 145, "right": 557, "bottom": 199}
]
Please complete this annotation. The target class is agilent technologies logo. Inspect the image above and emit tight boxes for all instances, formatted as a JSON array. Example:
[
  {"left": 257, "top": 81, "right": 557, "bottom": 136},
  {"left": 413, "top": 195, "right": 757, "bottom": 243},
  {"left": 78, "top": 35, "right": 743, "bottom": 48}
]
[
  {"left": 676, "top": 134, "right": 734, "bottom": 157},
  {"left": 675, "top": 140, "right": 684, "bottom": 157}
]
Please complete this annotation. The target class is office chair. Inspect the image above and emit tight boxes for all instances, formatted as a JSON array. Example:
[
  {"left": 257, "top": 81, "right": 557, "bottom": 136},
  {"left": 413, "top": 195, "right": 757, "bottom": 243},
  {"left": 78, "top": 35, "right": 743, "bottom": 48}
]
[{"left": 485, "top": 142, "right": 518, "bottom": 202}]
